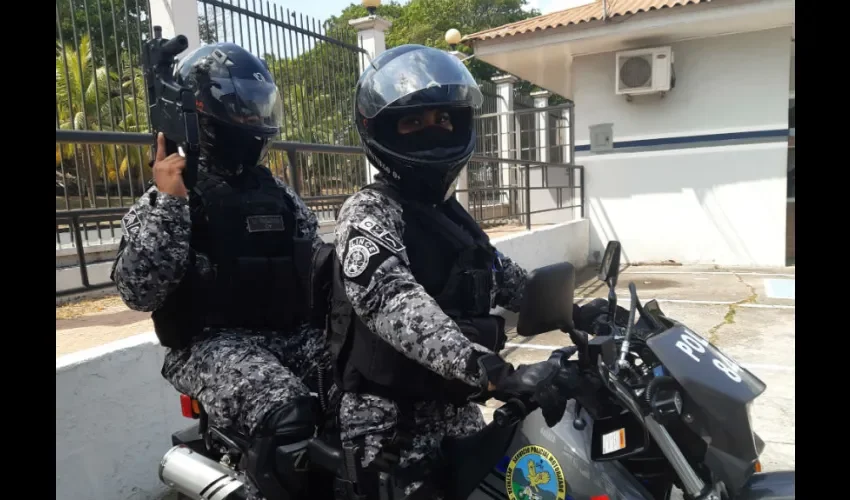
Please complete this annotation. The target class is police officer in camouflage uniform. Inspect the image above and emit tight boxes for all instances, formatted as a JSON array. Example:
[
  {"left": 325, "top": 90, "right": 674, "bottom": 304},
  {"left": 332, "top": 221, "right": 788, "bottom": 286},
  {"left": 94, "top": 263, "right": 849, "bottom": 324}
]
[
  {"left": 325, "top": 45, "right": 579, "bottom": 499},
  {"left": 111, "top": 42, "right": 328, "bottom": 473}
]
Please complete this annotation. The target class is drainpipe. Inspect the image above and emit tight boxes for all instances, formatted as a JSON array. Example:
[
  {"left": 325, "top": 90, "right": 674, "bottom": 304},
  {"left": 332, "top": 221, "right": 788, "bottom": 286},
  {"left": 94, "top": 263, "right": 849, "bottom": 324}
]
[{"left": 602, "top": 0, "right": 608, "bottom": 21}]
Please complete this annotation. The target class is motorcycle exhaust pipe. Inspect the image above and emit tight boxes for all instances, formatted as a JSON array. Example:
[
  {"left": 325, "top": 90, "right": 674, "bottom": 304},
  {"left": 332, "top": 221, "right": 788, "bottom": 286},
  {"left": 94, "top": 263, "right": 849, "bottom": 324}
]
[{"left": 159, "top": 445, "right": 250, "bottom": 500}]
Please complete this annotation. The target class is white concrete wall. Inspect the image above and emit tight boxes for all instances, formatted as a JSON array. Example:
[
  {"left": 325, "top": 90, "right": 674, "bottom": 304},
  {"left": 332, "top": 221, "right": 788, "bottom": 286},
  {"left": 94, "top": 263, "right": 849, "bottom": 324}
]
[
  {"left": 527, "top": 166, "right": 580, "bottom": 225},
  {"left": 56, "top": 334, "right": 186, "bottom": 500},
  {"left": 54, "top": 221, "right": 589, "bottom": 500},
  {"left": 492, "top": 218, "right": 589, "bottom": 272},
  {"left": 573, "top": 28, "right": 792, "bottom": 266}
]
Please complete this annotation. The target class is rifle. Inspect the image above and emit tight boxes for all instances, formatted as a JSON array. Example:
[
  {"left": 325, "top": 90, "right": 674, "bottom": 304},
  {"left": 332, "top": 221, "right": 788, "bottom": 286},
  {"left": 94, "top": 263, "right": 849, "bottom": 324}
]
[{"left": 141, "top": 26, "right": 200, "bottom": 190}]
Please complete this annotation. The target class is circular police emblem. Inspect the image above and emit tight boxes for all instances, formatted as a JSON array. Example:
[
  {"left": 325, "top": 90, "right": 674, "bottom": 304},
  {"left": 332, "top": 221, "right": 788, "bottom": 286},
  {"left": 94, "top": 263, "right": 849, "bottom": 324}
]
[
  {"left": 343, "top": 246, "right": 370, "bottom": 278},
  {"left": 505, "top": 445, "right": 567, "bottom": 500},
  {"left": 343, "top": 236, "right": 380, "bottom": 278}
]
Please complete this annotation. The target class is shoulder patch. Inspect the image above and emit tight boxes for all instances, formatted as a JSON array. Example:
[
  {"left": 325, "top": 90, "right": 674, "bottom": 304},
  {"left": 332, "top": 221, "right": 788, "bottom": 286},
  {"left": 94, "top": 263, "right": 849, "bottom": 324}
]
[
  {"left": 341, "top": 229, "right": 399, "bottom": 287},
  {"left": 121, "top": 207, "right": 144, "bottom": 238},
  {"left": 343, "top": 236, "right": 380, "bottom": 278},
  {"left": 357, "top": 216, "right": 405, "bottom": 254}
]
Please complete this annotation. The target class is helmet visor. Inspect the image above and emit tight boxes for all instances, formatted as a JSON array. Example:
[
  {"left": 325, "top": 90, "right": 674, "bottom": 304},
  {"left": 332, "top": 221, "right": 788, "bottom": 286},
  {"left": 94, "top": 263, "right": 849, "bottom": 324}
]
[
  {"left": 206, "top": 76, "right": 284, "bottom": 131},
  {"left": 357, "top": 48, "right": 483, "bottom": 119}
]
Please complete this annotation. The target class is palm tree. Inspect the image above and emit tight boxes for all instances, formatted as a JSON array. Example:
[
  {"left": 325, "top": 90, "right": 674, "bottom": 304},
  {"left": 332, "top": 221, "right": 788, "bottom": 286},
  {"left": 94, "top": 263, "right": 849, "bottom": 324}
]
[{"left": 56, "top": 34, "right": 150, "bottom": 207}]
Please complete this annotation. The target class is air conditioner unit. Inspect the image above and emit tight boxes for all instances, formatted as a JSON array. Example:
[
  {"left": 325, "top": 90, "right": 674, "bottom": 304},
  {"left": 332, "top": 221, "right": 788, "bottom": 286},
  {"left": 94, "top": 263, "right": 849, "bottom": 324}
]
[{"left": 615, "top": 46, "right": 673, "bottom": 96}]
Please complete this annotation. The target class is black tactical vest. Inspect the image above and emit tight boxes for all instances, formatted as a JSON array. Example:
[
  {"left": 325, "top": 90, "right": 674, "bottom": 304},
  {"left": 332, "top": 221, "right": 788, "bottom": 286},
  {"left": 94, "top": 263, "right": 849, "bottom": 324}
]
[
  {"left": 151, "top": 166, "right": 312, "bottom": 349},
  {"left": 325, "top": 183, "right": 507, "bottom": 405}
]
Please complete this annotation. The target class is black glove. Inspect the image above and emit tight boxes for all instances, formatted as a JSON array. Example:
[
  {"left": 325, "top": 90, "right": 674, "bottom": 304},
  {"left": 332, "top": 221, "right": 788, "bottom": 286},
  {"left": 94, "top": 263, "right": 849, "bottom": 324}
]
[
  {"left": 493, "top": 360, "right": 579, "bottom": 427},
  {"left": 575, "top": 298, "right": 630, "bottom": 336},
  {"left": 466, "top": 352, "right": 514, "bottom": 403}
]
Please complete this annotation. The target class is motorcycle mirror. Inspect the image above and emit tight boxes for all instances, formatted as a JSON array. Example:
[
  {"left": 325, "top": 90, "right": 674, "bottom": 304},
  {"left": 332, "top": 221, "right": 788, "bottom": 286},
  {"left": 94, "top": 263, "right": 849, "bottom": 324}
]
[
  {"left": 517, "top": 261, "right": 576, "bottom": 336},
  {"left": 598, "top": 241, "right": 622, "bottom": 287}
]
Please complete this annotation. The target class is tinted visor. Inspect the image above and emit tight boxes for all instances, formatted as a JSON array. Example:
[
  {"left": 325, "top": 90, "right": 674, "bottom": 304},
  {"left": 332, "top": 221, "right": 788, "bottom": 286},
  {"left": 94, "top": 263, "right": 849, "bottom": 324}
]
[
  {"left": 357, "top": 48, "right": 483, "bottom": 119},
  {"left": 205, "top": 76, "right": 284, "bottom": 132}
]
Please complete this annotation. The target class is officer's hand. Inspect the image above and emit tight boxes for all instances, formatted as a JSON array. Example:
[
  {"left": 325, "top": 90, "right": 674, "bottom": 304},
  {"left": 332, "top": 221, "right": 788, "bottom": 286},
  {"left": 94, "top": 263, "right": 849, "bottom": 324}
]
[
  {"left": 576, "top": 298, "right": 630, "bottom": 336},
  {"left": 493, "top": 360, "right": 575, "bottom": 427},
  {"left": 153, "top": 132, "right": 188, "bottom": 199}
]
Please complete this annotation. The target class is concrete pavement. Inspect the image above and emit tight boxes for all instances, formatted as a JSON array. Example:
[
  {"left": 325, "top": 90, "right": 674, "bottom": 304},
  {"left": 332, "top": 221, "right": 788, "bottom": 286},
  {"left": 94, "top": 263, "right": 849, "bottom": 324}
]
[{"left": 479, "top": 264, "right": 796, "bottom": 485}]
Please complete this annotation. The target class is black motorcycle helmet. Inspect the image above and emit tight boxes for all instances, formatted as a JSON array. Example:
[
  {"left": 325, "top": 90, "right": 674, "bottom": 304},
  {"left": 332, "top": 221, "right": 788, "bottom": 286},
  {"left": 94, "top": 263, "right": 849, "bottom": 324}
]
[
  {"left": 354, "top": 44, "right": 483, "bottom": 204},
  {"left": 174, "top": 42, "right": 283, "bottom": 175}
]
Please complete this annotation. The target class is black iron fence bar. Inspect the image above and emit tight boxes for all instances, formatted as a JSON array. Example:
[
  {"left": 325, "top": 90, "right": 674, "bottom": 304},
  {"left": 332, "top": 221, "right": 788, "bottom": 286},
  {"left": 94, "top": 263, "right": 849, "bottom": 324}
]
[
  {"left": 56, "top": 209, "right": 133, "bottom": 295},
  {"left": 203, "top": 0, "right": 366, "bottom": 54},
  {"left": 56, "top": 129, "right": 577, "bottom": 168},
  {"left": 473, "top": 103, "right": 573, "bottom": 120}
]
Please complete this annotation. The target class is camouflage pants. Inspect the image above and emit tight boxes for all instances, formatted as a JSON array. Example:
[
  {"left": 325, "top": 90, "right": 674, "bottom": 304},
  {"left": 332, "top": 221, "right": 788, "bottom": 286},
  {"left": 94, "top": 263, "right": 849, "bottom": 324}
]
[
  {"left": 339, "top": 392, "right": 486, "bottom": 498},
  {"left": 161, "top": 326, "right": 329, "bottom": 438}
]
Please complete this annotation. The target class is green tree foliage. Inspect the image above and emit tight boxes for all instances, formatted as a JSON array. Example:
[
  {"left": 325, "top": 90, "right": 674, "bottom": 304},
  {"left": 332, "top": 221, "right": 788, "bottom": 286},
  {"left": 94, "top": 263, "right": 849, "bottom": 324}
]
[
  {"left": 56, "top": 0, "right": 149, "bottom": 68},
  {"left": 56, "top": 34, "right": 150, "bottom": 203},
  {"left": 325, "top": 0, "right": 538, "bottom": 83}
]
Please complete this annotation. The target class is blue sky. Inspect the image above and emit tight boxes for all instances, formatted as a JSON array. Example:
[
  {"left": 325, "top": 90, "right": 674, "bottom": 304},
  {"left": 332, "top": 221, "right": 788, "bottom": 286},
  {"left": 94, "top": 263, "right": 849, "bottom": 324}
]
[{"left": 288, "top": 0, "right": 594, "bottom": 25}]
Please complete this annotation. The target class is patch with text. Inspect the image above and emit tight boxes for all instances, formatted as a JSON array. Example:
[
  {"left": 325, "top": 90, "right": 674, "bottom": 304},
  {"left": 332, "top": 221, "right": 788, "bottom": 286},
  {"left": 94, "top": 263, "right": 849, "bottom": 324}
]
[
  {"left": 246, "top": 215, "right": 286, "bottom": 233},
  {"left": 357, "top": 216, "right": 405, "bottom": 254},
  {"left": 121, "top": 207, "right": 144, "bottom": 238},
  {"left": 342, "top": 230, "right": 394, "bottom": 287}
]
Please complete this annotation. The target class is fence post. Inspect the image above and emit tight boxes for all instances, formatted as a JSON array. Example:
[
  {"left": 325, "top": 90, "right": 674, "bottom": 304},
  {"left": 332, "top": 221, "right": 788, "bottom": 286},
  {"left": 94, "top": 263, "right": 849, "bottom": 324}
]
[
  {"left": 492, "top": 74, "right": 517, "bottom": 215},
  {"left": 350, "top": 15, "right": 392, "bottom": 185},
  {"left": 448, "top": 50, "right": 470, "bottom": 211},
  {"left": 148, "top": 0, "right": 201, "bottom": 55}
]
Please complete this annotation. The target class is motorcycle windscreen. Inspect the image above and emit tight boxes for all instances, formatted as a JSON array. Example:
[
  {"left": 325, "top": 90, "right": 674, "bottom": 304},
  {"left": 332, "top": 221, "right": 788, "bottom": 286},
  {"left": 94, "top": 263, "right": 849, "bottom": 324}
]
[{"left": 646, "top": 325, "right": 767, "bottom": 490}]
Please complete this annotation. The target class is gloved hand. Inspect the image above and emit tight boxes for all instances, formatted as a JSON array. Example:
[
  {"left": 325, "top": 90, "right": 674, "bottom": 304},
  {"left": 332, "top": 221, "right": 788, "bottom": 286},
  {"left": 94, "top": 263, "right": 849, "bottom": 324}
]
[
  {"left": 492, "top": 359, "right": 580, "bottom": 427},
  {"left": 575, "top": 298, "right": 630, "bottom": 336}
]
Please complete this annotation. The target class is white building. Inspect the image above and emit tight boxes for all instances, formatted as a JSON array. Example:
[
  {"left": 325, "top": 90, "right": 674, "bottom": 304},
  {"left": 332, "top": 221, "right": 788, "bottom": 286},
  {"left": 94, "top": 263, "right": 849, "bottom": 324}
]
[{"left": 464, "top": 0, "right": 795, "bottom": 266}]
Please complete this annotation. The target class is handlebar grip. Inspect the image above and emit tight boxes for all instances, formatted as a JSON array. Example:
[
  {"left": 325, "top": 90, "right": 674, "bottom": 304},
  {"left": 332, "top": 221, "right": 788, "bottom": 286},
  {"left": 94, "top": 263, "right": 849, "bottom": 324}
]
[
  {"left": 493, "top": 399, "right": 530, "bottom": 428},
  {"left": 161, "top": 35, "right": 188, "bottom": 57}
]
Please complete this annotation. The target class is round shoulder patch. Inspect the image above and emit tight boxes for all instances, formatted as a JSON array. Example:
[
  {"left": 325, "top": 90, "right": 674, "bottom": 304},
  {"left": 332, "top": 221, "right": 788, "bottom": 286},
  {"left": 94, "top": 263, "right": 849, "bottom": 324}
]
[
  {"left": 505, "top": 445, "right": 567, "bottom": 500},
  {"left": 343, "top": 236, "right": 380, "bottom": 278}
]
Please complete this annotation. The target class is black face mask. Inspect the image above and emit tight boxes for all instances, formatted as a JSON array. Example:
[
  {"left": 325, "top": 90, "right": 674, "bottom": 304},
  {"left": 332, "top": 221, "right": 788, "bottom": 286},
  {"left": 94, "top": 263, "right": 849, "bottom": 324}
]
[
  {"left": 383, "top": 126, "right": 468, "bottom": 160},
  {"left": 199, "top": 116, "right": 272, "bottom": 176}
]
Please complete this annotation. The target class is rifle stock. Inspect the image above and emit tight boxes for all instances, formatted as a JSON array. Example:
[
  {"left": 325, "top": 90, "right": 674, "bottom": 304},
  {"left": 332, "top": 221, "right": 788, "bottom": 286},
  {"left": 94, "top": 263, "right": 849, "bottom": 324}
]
[{"left": 142, "top": 26, "right": 200, "bottom": 190}]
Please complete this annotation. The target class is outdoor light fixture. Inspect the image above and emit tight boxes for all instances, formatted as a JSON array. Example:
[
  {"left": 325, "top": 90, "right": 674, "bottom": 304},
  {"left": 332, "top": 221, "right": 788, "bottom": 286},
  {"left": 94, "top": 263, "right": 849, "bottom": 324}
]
[
  {"left": 445, "top": 28, "right": 461, "bottom": 50},
  {"left": 363, "top": 0, "right": 380, "bottom": 15}
]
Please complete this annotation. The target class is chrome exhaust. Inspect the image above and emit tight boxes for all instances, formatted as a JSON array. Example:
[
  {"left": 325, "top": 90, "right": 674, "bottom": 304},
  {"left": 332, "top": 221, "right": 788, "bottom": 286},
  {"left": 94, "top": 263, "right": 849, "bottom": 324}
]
[{"left": 159, "top": 445, "right": 250, "bottom": 500}]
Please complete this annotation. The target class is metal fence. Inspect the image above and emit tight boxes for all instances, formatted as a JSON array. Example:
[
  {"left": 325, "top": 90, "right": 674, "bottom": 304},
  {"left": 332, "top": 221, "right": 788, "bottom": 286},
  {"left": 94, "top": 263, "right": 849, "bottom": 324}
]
[
  {"left": 55, "top": 129, "right": 583, "bottom": 296},
  {"left": 55, "top": 0, "right": 581, "bottom": 295},
  {"left": 470, "top": 78, "right": 575, "bottom": 220},
  {"left": 56, "top": 0, "right": 368, "bottom": 247}
]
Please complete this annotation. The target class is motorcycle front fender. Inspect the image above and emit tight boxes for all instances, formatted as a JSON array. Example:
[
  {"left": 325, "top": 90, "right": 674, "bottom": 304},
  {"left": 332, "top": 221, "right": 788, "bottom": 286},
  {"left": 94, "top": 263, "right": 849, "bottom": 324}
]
[{"left": 736, "top": 471, "right": 795, "bottom": 500}]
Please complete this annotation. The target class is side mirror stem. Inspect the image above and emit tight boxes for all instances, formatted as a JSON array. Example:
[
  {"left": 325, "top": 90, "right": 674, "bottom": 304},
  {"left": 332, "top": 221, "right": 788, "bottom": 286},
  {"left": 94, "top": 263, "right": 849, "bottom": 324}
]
[{"left": 607, "top": 279, "right": 617, "bottom": 328}]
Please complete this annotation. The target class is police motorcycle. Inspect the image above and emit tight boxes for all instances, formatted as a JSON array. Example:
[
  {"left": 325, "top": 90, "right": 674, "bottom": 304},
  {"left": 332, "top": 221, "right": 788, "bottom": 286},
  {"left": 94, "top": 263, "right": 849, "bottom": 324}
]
[{"left": 159, "top": 240, "right": 795, "bottom": 500}]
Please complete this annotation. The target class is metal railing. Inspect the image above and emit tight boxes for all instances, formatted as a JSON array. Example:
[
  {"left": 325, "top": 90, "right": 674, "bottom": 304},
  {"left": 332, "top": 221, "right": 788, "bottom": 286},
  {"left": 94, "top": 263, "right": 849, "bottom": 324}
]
[
  {"left": 56, "top": 0, "right": 368, "bottom": 219},
  {"left": 56, "top": 129, "right": 583, "bottom": 295}
]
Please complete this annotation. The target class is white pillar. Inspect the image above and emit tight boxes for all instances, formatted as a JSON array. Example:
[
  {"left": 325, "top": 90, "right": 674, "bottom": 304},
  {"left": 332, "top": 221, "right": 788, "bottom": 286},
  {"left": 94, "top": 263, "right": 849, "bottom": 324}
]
[
  {"left": 349, "top": 15, "right": 392, "bottom": 184},
  {"left": 448, "top": 50, "right": 470, "bottom": 210},
  {"left": 562, "top": 107, "right": 578, "bottom": 219},
  {"left": 492, "top": 74, "right": 517, "bottom": 208},
  {"left": 149, "top": 0, "right": 201, "bottom": 56},
  {"left": 531, "top": 90, "right": 551, "bottom": 164}
]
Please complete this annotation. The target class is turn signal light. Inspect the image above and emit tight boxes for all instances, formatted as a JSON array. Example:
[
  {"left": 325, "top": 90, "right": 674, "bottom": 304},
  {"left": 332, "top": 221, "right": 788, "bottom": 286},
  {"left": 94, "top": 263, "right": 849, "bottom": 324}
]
[{"left": 179, "top": 394, "right": 200, "bottom": 419}]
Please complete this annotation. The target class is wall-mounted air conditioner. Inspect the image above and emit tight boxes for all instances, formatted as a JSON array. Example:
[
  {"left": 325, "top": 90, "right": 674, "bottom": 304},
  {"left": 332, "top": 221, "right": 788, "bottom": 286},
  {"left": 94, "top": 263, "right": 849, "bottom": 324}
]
[{"left": 615, "top": 46, "right": 673, "bottom": 96}]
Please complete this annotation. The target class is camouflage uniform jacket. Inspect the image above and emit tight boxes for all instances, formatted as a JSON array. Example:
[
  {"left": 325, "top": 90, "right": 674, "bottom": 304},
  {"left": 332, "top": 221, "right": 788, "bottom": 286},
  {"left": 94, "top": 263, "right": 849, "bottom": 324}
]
[{"left": 334, "top": 186, "right": 529, "bottom": 443}]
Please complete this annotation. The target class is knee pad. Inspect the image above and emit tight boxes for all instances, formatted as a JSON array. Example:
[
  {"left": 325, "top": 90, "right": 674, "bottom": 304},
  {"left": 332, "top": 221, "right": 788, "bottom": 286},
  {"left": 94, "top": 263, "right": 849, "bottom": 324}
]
[
  {"left": 247, "top": 396, "right": 319, "bottom": 499},
  {"left": 257, "top": 395, "right": 318, "bottom": 444}
]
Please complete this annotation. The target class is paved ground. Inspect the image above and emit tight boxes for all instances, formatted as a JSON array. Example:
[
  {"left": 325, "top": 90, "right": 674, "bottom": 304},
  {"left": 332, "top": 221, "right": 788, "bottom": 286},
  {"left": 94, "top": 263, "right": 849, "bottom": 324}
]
[
  {"left": 60, "top": 263, "right": 794, "bottom": 498},
  {"left": 479, "top": 264, "right": 796, "bottom": 495}
]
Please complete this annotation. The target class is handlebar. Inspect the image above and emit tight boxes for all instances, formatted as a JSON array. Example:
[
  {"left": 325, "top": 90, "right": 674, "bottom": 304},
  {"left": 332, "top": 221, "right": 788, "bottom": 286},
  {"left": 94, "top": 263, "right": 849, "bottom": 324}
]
[
  {"left": 492, "top": 347, "right": 581, "bottom": 428},
  {"left": 493, "top": 398, "right": 531, "bottom": 427}
]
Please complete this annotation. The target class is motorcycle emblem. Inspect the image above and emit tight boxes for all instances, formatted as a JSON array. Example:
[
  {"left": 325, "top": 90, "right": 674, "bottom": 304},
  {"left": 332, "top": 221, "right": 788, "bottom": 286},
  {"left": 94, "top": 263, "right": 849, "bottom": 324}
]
[{"left": 505, "top": 445, "right": 567, "bottom": 500}]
